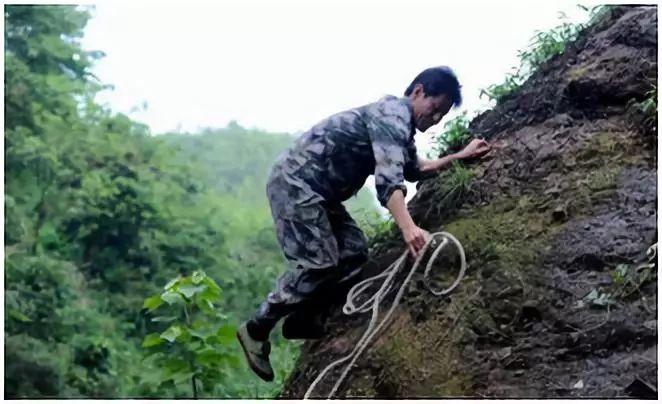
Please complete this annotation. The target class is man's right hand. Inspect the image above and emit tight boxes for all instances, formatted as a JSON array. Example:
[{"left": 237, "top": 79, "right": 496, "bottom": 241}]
[
  {"left": 402, "top": 224, "right": 430, "bottom": 258},
  {"left": 386, "top": 190, "right": 430, "bottom": 257}
]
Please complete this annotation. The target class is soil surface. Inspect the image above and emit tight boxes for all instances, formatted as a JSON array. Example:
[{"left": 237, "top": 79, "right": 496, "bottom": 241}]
[{"left": 280, "top": 6, "right": 657, "bottom": 399}]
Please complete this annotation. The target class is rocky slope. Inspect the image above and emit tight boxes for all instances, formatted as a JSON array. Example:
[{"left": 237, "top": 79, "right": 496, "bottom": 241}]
[{"left": 280, "top": 5, "right": 657, "bottom": 399}]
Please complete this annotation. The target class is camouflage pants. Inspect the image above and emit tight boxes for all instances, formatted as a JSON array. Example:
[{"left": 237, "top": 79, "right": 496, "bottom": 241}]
[{"left": 250, "top": 170, "right": 369, "bottom": 335}]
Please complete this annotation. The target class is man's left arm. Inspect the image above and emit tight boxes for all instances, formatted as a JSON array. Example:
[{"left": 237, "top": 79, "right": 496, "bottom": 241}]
[
  {"left": 418, "top": 138, "right": 492, "bottom": 174},
  {"left": 418, "top": 153, "right": 462, "bottom": 173}
]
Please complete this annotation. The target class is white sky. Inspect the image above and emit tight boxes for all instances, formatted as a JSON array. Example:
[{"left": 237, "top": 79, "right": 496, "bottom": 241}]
[
  {"left": 82, "top": 0, "right": 602, "bottom": 144},
  {"left": 80, "top": 0, "right": 604, "bottom": 206}
]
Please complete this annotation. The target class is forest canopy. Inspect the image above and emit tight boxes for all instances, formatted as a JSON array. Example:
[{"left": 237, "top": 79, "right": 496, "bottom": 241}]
[{"left": 4, "top": 5, "right": 380, "bottom": 398}]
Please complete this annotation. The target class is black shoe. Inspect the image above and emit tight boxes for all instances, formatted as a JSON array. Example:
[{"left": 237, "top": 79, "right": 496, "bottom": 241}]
[
  {"left": 237, "top": 322, "right": 274, "bottom": 382},
  {"left": 282, "top": 310, "right": 326, "bottom": 340}
]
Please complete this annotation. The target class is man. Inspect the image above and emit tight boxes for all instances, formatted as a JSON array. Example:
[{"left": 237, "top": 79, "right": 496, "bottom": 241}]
[{"left": 237, "top": 66, "right": 491, "bottom": 381}]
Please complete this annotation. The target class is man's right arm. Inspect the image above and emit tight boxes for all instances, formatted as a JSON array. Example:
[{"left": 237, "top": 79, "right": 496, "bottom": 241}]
[
  {"left": 366, "top": 99, "right": 430, "bottom": 256},
  {"left": 386, "top": 189, "right": 429, "bottom": 257}
]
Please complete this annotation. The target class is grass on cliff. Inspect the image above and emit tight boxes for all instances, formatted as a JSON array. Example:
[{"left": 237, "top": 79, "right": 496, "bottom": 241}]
[{"left": 480, "top": 4, "right": 615, "bottom": 104}]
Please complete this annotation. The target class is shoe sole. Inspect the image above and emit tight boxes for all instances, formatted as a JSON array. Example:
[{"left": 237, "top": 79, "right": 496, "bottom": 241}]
[{"left": 236, "top": 330, "right": 274, "bottom": 382}]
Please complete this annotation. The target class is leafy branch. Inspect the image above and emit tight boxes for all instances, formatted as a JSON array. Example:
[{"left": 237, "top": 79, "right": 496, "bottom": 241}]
[{"left": 141, "top": 271, "right": 239, "bottom": 398}]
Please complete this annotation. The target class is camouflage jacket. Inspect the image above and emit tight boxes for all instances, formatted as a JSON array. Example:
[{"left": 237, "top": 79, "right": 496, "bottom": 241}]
[{"left": 269, "top": 95, "right": 422, "bottom": 207}]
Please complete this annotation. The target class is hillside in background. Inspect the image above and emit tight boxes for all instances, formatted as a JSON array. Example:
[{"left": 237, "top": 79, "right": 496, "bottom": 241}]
[
  {"left": 161, "top": 124, "right": 380, "bottom": 250},
  {"left": 3, "top": 5, "right": 380, "bottom": 398}
]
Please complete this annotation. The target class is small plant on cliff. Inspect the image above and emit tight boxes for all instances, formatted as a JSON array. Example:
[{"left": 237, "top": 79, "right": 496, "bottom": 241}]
[
  {"left": 627, "top": 81, "right": 657, "bottom": 138},
  {"left": 609, "top": 243, "right": 657, "bottom": 299},
  {"left": 430, "top": 111, "right": 472, "bottom": 157},
  {"left": 632, "top": 83, "right": 657, "bottom": 121},
  {"left": 425, "top": 161, "right": 475, "bottom": 218},
  {"left": 355, "top": 209, "right": 396, "bottom": 241},
  {"left": 447, "top": 161, "right": 474, "bottom": 191},
  {"left": 479, "top": 73, "right": 524, "bottom": 105}
]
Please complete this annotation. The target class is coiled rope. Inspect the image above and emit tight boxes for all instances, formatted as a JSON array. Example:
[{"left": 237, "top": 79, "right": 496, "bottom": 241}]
[{"left": 304, "top": 231, "right": 467, "bottom": 399}]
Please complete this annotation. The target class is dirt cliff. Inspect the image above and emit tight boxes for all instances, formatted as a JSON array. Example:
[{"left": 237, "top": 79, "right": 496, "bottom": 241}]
[{"left": 281, "top": 5, "right": 657, "bottom": 399}]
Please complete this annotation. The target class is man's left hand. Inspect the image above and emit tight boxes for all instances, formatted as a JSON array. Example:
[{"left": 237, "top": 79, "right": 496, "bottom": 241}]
[{"left": 458, "top": 138, "right": 491, "bottom": 160}]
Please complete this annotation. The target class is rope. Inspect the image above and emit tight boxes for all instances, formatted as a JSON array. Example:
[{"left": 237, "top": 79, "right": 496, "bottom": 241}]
[{"left": 303, "top": 231, "right": 467, "bottom": 399}]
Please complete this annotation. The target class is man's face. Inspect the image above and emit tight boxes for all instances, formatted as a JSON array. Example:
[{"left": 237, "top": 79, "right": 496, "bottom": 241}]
[{"left": 410, "top": 84, "right": 453, "bottom": 132}]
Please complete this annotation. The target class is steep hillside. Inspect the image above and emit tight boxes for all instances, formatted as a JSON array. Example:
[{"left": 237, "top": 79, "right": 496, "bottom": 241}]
[{"left": 280, "top": 5, "right": 657, "bottom": 399}]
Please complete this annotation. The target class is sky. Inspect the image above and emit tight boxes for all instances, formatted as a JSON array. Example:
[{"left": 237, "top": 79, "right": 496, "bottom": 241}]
[
  {"left": 81, "top": 0, "right": 601, "bottom": 143},
  {"left": 80, "top": 0, "right": 602, "bottom": 205}
]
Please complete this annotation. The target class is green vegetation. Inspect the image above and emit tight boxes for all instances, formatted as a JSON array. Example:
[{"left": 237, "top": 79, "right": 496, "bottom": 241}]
[
  {"left": 630, "top": 82, "right": 658, "bottom": 134},
  {"left": 140, "top": 271, "right": 237, "bottom": 398},
  {"left": 355, "top": 210, "right": 396, "bottom": 243},
  {"left": 423, "top": 161, "right": 474, "bottom": 219},
  {"left": 579, "top": 242, "right": 656, "bottom": 309},
  {"left": 480, "top": 5, "right": 614, "bottom": 103},
  {"left": 609, "top": 243, "right": 657, "bottom": 300},
  {"left": 636, "top": 84, "right": 658, "bottom": 117},
  {"left": 4, "top": 5, "right": 380, "bottom": 398},
  {"left": 429, "top": 111, "right": 472, "bottom": 157}
]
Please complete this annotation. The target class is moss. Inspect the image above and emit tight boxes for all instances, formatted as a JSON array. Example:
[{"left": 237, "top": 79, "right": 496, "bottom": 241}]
[
  {"left": 570, "top": 166, "right": 623, "bottom": 218},
  {"left": 594, "top": 132, "right": 621, "bottom": 153},
  {"left": 583, "top": 166, "right": 619, "bottom": 191},
  {"left": 540, "top": 129, "right": 646, "bottom": 220},
  {"left": 577, "top": 131, "right": 645, "bottom": 167},
  {"left": 443, "top": 199, "right": 550, "bottom": 275},
  {"left": 343, "top": 375, "right": 377, "bottom": 398},
  {"left": 565, "top": 64, "right": 591, "bottom": 81},
  {"left": 370, "top": 309, "right": 474, "bottom": 397}
]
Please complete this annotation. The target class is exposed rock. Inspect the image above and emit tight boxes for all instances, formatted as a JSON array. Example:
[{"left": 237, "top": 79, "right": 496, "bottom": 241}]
[{"left": 281, "top": 6, "right": 657, "bottom": 399}]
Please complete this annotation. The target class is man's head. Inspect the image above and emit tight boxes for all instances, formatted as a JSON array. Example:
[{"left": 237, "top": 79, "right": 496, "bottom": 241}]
[{"left": 405, "top": 66, "right": 462, "bottom": 132}]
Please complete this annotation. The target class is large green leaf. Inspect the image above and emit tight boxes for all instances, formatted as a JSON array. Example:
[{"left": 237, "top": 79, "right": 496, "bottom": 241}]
[
  {"left": 193, "top": 295, "right": 215, "bottom": 313},
  {"left": 161, "top": 291, "right": 184, "bottom": 305},
  {"left": 188, "top": 327, "right": 210, "bottom": 340},
  {"left": 191, "top": 271, "right": 206, "bottom": 285},
  {"left": 202, "top": 276, "right": 222, "bottom": 296},
  {"left": 143, "top": 295, "right": 164, "bottom": 311},
  {"left": 7, "top": 309, "right": 32, "bottom": 323},
  {"left": 178, "top": 284, "right": 207, "bottom": 299},
  {"left": 164, "top": 275, "right": 182, "bottom": 291},
  {"left": 151, "top": 315, "right": 178, "bottom": 323},
  {"left": 186, "top": 340, "right": 203, "bottom": 352},
  {"left": 160, "top": 325, "right": 182, "bottom": 343},
  {"left": 141, "top": 333, "right": 164, "bottom": 348},
  {"left": 199, "top": 285, "right": 221, "bottom": 302}
]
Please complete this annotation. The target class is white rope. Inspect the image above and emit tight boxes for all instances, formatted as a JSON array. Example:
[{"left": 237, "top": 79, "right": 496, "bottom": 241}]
[{"left": 303, "top": 231, "right": 467, "bottom": 399}]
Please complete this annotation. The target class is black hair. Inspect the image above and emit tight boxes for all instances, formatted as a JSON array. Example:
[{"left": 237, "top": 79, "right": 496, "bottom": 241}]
[{"left": 404, "top": 66, "right": 462, "bottom": 107}]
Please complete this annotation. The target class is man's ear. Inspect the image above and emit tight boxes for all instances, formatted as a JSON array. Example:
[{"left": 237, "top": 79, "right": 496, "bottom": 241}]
[{"left": 411, "top": 83, "right": 425, "bottom": 99}]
